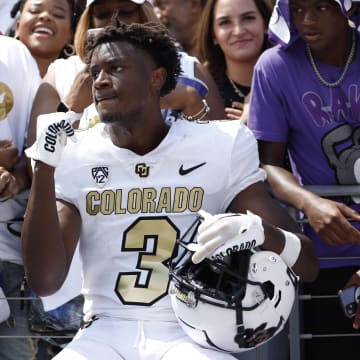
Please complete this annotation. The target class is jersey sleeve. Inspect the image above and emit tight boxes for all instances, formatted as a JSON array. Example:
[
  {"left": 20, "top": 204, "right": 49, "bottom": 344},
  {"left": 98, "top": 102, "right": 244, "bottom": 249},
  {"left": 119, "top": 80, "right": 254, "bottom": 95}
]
[
  {"left": 54, "top": 142, "right": 80, "bottom": 206},
  {"left": 248, "top": 49, "right": 290, "bottom": 143},
  {"left": 54, "top": 170, "right": 77, "bottom": 206},
  {"left": 221, "top": 122, "right": 266, "bottom": 210}
]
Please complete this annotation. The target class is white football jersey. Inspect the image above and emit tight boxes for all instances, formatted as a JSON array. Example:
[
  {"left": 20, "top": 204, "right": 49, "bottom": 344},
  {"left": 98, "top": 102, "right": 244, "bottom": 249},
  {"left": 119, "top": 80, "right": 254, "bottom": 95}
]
[{"left": 54, "top": 120, "right": 265, "bottom": 321}]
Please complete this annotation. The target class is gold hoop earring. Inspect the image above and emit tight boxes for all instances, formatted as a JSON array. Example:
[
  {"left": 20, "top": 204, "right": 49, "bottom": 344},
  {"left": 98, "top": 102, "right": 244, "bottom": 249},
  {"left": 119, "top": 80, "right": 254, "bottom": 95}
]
[{"left": 63, "top": 44, "right": 75, "bottom": 57}]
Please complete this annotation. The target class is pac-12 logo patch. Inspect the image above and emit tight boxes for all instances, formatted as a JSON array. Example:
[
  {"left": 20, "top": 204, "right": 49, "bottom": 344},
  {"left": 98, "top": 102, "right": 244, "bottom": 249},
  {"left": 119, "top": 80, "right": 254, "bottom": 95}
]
[{"left": 91, "top": 166, "right": 109, "bottom": 187}]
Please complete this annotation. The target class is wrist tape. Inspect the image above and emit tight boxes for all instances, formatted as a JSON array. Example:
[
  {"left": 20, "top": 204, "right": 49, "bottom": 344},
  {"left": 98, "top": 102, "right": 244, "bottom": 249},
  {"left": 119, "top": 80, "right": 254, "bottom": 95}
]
[{"left": 279, "top": 229, "right": 301, "bottom": 268}]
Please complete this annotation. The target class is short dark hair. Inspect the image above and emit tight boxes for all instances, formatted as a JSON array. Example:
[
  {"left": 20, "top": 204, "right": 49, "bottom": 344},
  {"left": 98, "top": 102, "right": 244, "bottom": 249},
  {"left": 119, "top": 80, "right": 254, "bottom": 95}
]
[{"left": 85, "top": 21, "right": 182, "bottom": 97}]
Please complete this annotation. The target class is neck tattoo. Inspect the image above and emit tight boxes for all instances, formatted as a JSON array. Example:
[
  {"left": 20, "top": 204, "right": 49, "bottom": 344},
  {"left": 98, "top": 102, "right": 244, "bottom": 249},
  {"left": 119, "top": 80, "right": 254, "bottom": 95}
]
[{"left": 306, "top": 30, "right": 356, "bottom": 88}]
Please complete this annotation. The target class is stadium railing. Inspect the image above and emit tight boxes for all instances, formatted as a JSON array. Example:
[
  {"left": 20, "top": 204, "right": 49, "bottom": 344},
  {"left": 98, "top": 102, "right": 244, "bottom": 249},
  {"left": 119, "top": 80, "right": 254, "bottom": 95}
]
[{"left": 287, "top": 185, "right": 360, "bottom": 360}]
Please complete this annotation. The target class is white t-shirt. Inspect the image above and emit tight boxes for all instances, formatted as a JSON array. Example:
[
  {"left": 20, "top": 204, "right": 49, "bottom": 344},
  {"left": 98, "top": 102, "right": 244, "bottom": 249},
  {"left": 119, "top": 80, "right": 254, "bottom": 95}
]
[{"left": 0, "top": 36, "right": 41, "bottom": 264}]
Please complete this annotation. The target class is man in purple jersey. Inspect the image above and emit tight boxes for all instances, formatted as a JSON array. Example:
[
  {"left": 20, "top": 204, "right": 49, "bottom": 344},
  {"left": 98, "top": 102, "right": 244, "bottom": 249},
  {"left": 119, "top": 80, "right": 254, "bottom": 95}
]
[{"left": 248, "top": 0, "right": 360, "bottom": 358}]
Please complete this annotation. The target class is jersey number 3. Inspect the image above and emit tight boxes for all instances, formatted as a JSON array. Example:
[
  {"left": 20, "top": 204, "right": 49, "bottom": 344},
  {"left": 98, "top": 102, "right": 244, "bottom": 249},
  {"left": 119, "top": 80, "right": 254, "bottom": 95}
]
[{"left": 115, "top": 217, "right": 180, "bottom": 306}]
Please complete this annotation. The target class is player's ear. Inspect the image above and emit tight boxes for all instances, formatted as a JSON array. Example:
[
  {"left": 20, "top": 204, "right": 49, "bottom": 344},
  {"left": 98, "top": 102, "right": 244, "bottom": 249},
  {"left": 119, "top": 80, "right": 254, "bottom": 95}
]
[
  {"left": 14, "top": 19, "right": 20, "bottom": 39},
  {"left": 151, "top": 67, "right": 167, "bottom": 93}
]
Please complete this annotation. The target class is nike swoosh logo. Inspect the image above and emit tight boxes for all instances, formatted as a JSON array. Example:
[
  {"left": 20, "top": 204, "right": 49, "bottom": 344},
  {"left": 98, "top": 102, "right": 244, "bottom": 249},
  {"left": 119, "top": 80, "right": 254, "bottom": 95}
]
[{"left": 179, "top": 162, "right": 207, "bottom": 175}]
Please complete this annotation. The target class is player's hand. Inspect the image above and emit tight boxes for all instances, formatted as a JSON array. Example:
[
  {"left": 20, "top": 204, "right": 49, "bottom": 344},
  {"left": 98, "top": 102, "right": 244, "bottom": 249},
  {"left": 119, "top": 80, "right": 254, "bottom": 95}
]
[
  {"left": 25, "top": 112, "right": 77, "bottom": 168},
  {"left": 303, "top": 197, "right": 360, "bottom": 246},
  {"left": 191, "top": 210, "right": 265, "bottom": 264}
]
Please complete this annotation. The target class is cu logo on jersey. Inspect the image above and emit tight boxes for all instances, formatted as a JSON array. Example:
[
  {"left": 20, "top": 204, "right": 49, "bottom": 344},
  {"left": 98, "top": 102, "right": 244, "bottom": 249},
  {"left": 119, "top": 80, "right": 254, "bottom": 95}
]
[
  {"left": 91, "top": 166, "right": 109, "bottom": 188},
  {"left": 135, "top": 163, "right": 150, "bottom": 178}
]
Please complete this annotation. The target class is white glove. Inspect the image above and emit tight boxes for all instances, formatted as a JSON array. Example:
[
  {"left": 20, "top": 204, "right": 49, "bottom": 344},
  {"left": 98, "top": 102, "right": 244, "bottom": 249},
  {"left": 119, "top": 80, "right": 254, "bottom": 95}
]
[
  {"left": 191, "top": 210, "right": 265, "bottom": 264},
  {"left": 25, "top": 112, "right": 77, "bottom": 168}
]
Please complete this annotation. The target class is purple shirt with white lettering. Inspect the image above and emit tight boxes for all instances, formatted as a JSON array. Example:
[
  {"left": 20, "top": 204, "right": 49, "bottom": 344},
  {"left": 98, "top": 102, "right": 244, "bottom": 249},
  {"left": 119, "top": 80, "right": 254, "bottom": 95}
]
[{"left": 248, "top": 35, "right": 360, "bottom": 268}]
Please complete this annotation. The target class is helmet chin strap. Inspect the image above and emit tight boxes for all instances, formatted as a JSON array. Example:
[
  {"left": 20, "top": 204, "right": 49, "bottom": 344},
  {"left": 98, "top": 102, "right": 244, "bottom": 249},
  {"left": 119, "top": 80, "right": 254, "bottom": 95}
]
[
  {"left": 231, "top": 251, "right": 251, "bottom": 349},
  {"left": 231, "top": 250, "right": 276, "bottom": 350},
  {"left": 234, "top": 305, "right": 247, "bottom": 348}
]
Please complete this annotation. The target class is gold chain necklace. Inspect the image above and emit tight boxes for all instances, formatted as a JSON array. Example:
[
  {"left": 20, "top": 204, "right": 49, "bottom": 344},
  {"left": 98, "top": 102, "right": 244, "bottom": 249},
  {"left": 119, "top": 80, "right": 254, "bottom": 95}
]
[
  {"left": 306, "top": 30, "right": 356, "bottom": 88},
  {"left": 228, "top": 77, "right": 246, "bottom": 98}
]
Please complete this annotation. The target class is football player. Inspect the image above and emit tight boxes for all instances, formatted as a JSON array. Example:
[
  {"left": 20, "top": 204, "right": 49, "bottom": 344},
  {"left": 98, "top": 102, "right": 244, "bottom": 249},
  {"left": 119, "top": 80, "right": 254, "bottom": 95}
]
[{"left": 23, "top": 21, "right": 318, "bottom": 359}]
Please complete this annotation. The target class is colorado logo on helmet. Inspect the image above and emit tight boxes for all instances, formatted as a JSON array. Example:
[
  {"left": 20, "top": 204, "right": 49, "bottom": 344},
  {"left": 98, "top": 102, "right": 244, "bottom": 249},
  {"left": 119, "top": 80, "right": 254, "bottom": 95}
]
[{"left": 211, "top": 239, "right": 257, "bottom": 260}]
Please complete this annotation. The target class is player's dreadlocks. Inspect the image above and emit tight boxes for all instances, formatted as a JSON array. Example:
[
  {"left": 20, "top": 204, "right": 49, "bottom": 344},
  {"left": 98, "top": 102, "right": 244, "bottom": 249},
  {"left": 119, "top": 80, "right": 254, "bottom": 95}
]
[{"left": 85, "top": 20, "right": 182, "bottom": 97}]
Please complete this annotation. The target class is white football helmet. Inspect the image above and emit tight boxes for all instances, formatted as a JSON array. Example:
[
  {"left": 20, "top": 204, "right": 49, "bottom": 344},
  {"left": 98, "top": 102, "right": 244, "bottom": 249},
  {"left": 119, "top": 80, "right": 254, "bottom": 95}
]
[{"left": 169, "top": 244, "right": 298, "bottom": 353}]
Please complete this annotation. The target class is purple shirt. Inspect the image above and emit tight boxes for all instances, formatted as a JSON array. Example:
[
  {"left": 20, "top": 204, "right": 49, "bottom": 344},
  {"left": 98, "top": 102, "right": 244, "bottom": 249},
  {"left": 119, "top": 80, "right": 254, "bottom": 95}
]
[{"left": 248, "top": 35, "right": 360, "bottom": 267}]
